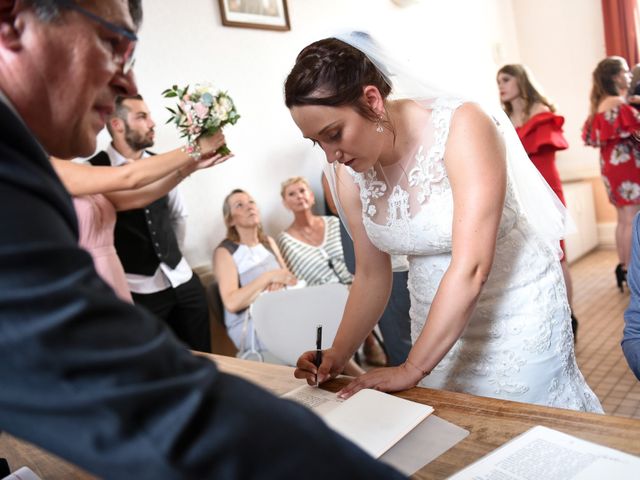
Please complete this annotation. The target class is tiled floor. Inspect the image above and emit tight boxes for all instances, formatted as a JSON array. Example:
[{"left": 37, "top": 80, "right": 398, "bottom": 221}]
[{"left": 571, "top": 247, "right": 640, "bottom": 418}]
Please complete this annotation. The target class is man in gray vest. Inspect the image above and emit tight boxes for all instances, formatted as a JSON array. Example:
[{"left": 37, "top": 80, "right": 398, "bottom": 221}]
[{"left": 90, "top": 95, "right": 210, "bottom": 352}]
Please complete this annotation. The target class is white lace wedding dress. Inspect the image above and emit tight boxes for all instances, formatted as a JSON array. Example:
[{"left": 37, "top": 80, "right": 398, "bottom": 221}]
[{"left": 347, "top": 98, "right": 602, "bottom": 412}]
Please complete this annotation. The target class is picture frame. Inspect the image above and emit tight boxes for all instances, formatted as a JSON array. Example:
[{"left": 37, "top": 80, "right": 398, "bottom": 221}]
[{"left": 218, "top": 0, "right": 290, "bottom": 31}]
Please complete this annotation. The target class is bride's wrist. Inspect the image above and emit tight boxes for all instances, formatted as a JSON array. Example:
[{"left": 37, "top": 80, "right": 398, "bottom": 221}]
[
  {"left": 327, "top": 344, "right": 351, "bottom": 365},
  {"left": 403, "top": 358, "right": 430, "bottom": 379}
]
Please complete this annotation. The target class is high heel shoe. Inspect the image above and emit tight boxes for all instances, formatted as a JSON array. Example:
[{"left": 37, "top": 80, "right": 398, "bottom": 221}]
[{"left": 615, "top": 263, "right": 627, "bottom": 293}]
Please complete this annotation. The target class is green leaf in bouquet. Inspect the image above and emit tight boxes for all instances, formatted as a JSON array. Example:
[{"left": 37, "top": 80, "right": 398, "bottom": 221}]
[
  {"left": 226, "top": 111, "right": 240, "bottom": 125},
  {"left": 216, "top": 144, "right": 231, "bottom": 156},
  {"left": 201, "top": 126, "right": 217, "bottom": 137}
]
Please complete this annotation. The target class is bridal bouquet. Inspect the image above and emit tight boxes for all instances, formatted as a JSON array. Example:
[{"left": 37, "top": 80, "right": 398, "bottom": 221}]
[{"left": 162, "top": 83, "right": 240, "bottom": 156}]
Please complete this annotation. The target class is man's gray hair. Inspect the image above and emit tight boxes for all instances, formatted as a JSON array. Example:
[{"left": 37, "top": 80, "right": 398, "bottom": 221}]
[
  {"left": 22, "top": 1, "right": 143, "bottom": 27},
  {"left": 20, "top": 0, "right": 60, "bottom": 21}
]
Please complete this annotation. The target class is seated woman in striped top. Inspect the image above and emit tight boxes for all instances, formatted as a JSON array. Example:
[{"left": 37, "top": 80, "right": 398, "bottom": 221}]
[
  {"left": 277, "top": 176, "right": 352, "bottom": 286},
  {"left": 277, "top": 176, "right": 386, "bottom": 366}
]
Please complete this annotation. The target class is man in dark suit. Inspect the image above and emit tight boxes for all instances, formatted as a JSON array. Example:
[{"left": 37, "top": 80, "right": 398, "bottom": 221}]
[
  {"left": 91, "top": 94, "right": 211, "bottom": 352},
  {"left": 0, "top": 1, "right": 405, "bottom": 479}
]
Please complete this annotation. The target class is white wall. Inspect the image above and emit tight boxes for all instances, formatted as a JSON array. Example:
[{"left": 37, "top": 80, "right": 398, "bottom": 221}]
[
  {"left": 507, "top": 0, "right": 606, "bottom": 180},
  {"left": 99, "top": 0, "right": 520, "bottom": 269}
]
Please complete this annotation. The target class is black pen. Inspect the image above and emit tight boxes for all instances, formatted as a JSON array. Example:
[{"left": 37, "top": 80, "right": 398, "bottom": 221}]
[{"left": 315, "top": 324, "right": 323, "bottom": 386}]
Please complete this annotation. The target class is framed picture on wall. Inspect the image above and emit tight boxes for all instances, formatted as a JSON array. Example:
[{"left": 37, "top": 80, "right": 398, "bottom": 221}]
[{"left": 218, "top": 0, "right": 290, "bottom": 31}]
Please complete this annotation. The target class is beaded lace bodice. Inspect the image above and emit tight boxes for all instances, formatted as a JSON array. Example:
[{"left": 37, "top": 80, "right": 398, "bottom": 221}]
[
  {"left": 344, "top": 98, "right": 602, "bottom": 412},
  {"left": 351, "top": 97, "right": 517, "bottom": 257}
]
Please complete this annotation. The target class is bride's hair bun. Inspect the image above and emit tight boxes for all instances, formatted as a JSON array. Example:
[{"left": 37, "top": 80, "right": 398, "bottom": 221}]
[{"left": 284, "top": 37, "right": 391, "bottom": 122}]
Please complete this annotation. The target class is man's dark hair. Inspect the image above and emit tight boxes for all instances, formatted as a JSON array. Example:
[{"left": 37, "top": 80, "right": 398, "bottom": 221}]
[
  {"left": 114, "top": 94, "right": 144, "bottom": 116},
  {"left": 23, "top": 1, "right": 143, "bottom": 27},
  {"left": 106, "top": 94, "right": 144, "bottom": 136}
]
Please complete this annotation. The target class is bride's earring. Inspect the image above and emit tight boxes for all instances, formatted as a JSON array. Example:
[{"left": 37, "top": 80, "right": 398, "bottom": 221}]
[{"left": 376, "top": 115, "right": 384, "bottom": 133}]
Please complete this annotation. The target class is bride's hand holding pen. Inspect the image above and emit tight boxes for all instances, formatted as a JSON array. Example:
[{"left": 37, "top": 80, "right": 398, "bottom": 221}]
[{"left": 294, "top": 346, "right": 348, "bottom": 386}]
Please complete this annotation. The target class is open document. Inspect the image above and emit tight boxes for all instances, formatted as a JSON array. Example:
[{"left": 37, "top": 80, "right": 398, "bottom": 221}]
[
  {"left": 448, "top": 425, "right": 640, "bottom": 479},
  {"left": 282, "top": 385, "right": 434, "bottom": 459}
]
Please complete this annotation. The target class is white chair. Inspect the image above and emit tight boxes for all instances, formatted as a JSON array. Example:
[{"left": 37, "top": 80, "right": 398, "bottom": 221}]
[{"left": 250, "top": 283, "right": 349, "bottom": 366}]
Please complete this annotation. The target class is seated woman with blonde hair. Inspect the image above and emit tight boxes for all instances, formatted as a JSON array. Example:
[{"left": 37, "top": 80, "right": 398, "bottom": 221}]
[
  {"left": 277, "top": 176, "right": 352, "bottom": 286},
  {"left": 216, "top": 188, "right": 366, "bottom": 373},
  {"left": 213, "top": 189, "right": 298, "bottom": 357}
]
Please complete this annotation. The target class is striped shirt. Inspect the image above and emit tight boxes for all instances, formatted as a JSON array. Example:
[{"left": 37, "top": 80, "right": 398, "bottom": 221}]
[{"left": 277, "top": 216, "right": 353, "bottom": 286}]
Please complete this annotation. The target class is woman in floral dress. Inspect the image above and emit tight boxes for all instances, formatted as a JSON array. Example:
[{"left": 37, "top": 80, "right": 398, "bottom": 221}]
[{"left": 583, "top": 56, "right": 640, "bottom": 291}]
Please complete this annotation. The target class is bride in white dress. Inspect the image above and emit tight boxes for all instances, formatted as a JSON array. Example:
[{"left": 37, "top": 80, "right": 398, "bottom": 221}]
[{"left": 285, "top": 32, "right": 602, "bottom": 412}]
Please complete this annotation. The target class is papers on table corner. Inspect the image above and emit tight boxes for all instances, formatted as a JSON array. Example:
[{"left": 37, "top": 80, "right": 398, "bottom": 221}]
[{"left": 448, "top": 425, "right": 640, "bottom": 480}]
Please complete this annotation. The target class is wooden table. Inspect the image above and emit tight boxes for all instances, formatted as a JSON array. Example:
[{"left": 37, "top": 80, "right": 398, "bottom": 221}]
[{"left": 2, "top": 354, "right": 640, "bottom": 479}]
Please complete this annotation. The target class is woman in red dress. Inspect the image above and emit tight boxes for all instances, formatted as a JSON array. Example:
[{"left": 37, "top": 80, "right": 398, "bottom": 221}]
[
  {"left": 582, "top": 56, "right": 640, "bottom": 291},
  {"left": 497, "top": 64, "right": 577, "bottom": 338}
]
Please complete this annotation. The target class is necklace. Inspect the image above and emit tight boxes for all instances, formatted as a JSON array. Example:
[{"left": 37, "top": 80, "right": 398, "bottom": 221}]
[{"left": 292, "top": 218, "right": 323, "bottom": 246}]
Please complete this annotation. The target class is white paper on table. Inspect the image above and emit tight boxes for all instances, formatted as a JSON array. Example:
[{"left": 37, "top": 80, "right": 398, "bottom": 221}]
[
  {"left": 283, "top": 385, "right": 433, "bottom": 458},
  {"left": 281, "top": 384, "right": 345, "bottom": 416},
  {"left": 447, "top": 425, "right": 640, "bottom": 480}
]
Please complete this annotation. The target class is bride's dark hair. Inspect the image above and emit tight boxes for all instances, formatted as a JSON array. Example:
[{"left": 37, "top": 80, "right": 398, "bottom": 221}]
[{"left": 284, "top": 37, "right": 391, "bottom": 123}]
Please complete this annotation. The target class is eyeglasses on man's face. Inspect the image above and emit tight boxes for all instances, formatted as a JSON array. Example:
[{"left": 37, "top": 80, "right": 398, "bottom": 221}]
[{"left": 58, "top": 0, "right": 138, "bottom": 74}]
